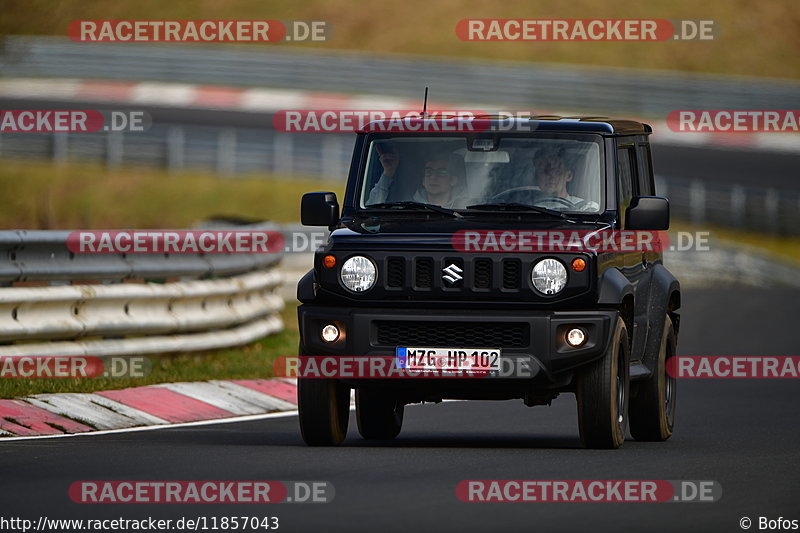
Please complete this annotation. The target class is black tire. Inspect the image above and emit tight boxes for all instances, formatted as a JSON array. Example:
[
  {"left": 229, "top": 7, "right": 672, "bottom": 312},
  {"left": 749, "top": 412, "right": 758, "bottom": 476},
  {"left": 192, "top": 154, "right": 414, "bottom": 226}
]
[
  {"left": 298, "top": 377, "right": 350, "bottom": 446},
  {"left": 630, "top": 316, "right": 677, "bottom": 441},
  {"left": 356, "top": 388, "right": 404, "bottom": 440},
  {"left": 576, "top": 316, "right": 630, "bottom": 449}
]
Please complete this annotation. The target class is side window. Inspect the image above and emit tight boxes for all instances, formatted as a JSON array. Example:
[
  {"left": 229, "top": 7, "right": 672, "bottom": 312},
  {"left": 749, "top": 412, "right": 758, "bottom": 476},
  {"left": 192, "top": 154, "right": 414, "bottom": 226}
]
[
  {"left": 616, "top": 145, "right": 637, "bottom": 221},
  {"left": 636, "top": 143, "right": 655, "bottom": 195}
]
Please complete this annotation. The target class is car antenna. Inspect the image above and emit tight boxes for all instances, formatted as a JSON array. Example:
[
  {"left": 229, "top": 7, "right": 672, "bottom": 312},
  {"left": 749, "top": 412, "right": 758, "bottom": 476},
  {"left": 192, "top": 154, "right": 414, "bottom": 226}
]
[{"left": 421, "top": 87, "right": 429, "bottom": 118}]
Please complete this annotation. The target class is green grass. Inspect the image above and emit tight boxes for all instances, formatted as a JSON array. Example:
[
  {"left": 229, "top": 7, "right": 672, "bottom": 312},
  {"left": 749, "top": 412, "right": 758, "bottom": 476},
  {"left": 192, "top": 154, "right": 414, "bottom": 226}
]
[
  {"left": 0, "top": 159, "right": 343, "bottom": 229},
  {"left": 0, "top": 303, "right": 300, "bottom": 399},
  {"left": 0, "top": 0, "right": 798, "bottom": 79},
  {"left": 672, "top": 222, "right": 800, "bottom": 265}
]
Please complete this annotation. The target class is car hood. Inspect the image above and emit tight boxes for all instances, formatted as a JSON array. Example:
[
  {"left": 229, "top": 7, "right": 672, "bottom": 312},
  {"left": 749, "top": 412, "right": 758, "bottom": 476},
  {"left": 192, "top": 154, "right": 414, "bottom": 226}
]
[{"left": 330, "top": 217, "right": 608, "bottom": 248}]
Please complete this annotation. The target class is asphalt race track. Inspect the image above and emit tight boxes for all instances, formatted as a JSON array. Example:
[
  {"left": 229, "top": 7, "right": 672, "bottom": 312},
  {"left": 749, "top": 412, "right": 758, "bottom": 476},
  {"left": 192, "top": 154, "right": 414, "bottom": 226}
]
[{"left": 2, "top": 287, "right": 798, "bottom": 533}]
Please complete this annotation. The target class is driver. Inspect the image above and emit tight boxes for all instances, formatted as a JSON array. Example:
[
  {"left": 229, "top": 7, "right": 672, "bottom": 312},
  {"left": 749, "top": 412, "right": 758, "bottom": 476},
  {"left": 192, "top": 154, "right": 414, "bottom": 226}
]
[{"left": 534, "top": 151, "right": 599, "bottom": 211}]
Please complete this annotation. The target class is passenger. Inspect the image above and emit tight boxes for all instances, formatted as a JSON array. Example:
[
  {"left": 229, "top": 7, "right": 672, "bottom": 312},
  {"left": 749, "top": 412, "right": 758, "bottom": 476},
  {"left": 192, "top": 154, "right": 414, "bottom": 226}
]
[{"left": 411, "top": 155, "right": 469, "bottom": 209}]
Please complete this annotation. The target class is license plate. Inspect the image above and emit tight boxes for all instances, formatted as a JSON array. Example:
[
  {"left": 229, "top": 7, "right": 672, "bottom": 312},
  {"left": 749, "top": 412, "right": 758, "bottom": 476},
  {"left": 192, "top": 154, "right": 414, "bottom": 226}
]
[{"left": 396, "top": 347, "right": 501, "bottom": 372}]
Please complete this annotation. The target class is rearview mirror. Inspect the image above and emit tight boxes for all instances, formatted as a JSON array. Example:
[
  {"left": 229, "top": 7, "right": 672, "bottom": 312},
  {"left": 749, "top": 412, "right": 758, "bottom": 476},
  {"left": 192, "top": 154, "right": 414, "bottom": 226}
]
[
  {"left": 625, "top": 196, "right": 669, "bottom": 230},
  {"left": 301, "top": 192, "right": 339, "bottom": 228},
  {"left": 464, "top": 151, "right": 510, "bottom": 163}
]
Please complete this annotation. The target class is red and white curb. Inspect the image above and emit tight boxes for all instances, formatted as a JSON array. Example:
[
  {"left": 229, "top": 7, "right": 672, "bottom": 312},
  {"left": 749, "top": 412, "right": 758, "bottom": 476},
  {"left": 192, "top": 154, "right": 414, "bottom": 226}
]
[
  {"left": 0, "top": 378, "right": 299, "bottom": 439},
  {"left": 2, "top": 77, "right": 798, "bottom": 153},
  {"left": 0, "top": 78, "right": 418, "bottom": 114}
]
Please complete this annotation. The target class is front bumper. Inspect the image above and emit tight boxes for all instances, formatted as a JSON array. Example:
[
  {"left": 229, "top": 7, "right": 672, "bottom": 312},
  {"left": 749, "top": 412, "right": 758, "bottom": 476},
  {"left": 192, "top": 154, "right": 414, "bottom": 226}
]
[{"left": 298, "top": 305, "right": 618, "bottom": 386}]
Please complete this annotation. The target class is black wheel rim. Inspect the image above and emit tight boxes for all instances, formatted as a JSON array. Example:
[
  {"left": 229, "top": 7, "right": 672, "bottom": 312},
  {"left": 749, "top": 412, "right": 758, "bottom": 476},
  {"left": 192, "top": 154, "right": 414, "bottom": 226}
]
[
  {"left": 616, "top": 343, "right": 626, "bottom": 427},
  {"left": 664, "top": 343, "right": 676, "bottom": 424}
]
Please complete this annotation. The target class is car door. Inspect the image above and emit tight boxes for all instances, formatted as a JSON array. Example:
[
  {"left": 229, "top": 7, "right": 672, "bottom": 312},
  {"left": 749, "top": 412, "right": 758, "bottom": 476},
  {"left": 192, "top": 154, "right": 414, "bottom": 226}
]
[
  {"left": 616, "top": 138, "right": 650, "bottom": 362},
  {"left": 615, "top": 139, "right": 639, "bottom": 275},
  {"left": 636, "top": 140, "right": 661, "bottom": 269}
]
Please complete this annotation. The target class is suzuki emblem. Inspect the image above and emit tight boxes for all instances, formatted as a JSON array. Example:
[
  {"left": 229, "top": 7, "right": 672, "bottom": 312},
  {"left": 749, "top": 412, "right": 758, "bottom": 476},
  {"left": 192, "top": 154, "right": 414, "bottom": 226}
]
[{"left": 442, "top": 263, "right": 463, "bottom": 284}]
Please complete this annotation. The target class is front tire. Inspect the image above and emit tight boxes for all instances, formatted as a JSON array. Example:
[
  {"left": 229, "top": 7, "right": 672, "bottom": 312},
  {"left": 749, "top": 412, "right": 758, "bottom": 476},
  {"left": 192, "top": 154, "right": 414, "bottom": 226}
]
[
  {"left": 298, "top": 377, "right": 350, "bottom": 446},
  {"left": 356, "top": 388, "right": 404, "bottom": 440},
  {"left": 630, "top": 315, "right": 677, "bottom": 441},
  {"left": 576, "top": 315, "right": 630, "bottom": 449}
]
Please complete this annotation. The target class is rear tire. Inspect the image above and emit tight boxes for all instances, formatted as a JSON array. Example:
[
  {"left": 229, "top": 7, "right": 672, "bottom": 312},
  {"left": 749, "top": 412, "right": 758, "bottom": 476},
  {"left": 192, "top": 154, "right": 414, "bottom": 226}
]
[
  {"left": 298, "top": 377, "right": 350, "bottom": 446},
  {"left": 576, "top": 316, "right": 630, "bottom": 449},
  {"left": 356, "top": 388, "right": 404, "bottom": 440},
  {"left": 630, "top": 316, "right": 677, "bottom": 441}
]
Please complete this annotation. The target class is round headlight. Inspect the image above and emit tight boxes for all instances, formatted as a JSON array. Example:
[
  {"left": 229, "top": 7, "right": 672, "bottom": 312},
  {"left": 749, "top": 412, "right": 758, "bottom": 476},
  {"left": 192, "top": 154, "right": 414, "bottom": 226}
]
[
  {"left": 531, "top": 258, "right": 567, "bottom": 295},
  {"left": 340, "top": 255, "right": 377, "bottom": 292}
]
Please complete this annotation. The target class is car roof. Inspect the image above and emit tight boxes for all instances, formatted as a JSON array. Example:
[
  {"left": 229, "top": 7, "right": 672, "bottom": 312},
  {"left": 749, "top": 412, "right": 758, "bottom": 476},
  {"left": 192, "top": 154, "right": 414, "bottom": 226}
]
[{"left": 358, "top": 114, "right": 652, "bottom": 135}]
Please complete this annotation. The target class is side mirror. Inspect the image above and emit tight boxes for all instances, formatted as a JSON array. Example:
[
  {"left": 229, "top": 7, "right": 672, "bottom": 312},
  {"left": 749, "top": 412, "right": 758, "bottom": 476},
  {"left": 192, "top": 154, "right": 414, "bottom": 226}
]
[
  {"left": 301, "top": 191, "right": 339, "bottom": 228},
  {"left": 625, "top": 196, "right": 669, "bottom": 230}
]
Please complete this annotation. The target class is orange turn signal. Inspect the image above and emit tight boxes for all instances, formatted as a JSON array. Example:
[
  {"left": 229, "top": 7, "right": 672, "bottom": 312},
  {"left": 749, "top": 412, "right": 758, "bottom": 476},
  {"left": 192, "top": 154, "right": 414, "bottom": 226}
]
[
  {"left": 323, "top": 255, "right": 336, "bottom": 268},
  {"left": 571, "top": 258, "right": 586, "bottom": 272}
]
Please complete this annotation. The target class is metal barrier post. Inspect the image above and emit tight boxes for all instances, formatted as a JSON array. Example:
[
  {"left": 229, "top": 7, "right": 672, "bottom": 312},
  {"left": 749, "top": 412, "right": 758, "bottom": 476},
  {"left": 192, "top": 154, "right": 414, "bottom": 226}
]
[
  {"left": 216, "top": 128, "right": 236, "bottom": 176},
  {"left": 272, "top": 133, "right": 293, "bottom": 175},
  {"left": 106, "top": 131, "right": 123, "bottom": 168},
  {"left": 731, "top": 185, "right": 745, "bottom": 228},
  {"left": 52, "top": 132, "right": 68, "bottom": 164},
  {"left": 690, "top": 180, "right": 706, "bottom": 225},
  {"left": 167, "top": 126, "right": 185, "bottom": 173}
]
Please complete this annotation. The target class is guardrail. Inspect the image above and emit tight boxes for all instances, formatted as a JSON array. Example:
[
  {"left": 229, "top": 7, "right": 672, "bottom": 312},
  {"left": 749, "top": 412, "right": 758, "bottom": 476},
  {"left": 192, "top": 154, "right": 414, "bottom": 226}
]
[
  {"left": 0, "top": 229, "right": 283, "bottom": 282},
  {"left": 2, "top": 121, "right": 799, "bottom": 234},
  {"left": 2, "top": 36, "right": 800, "bottom": 114},
  {"left": 0, "top": 124, "right": 354, "bottom": 181},
  {"left": 656, "top": 176, "right": 800, "bottom": 235},
  {"left": 0, "top": 227, "right": 285, "bottom": 357}
]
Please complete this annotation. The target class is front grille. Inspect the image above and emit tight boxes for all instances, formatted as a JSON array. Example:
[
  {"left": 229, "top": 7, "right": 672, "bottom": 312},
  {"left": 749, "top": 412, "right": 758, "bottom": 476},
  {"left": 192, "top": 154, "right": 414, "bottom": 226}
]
[
  {"left": 502, "top": 259, "right": 522, "bottom": 289},
  {"left": 375, "top": 321, "right": 529, "bottom": 347},
  {"left": 474, "top": 258, "right": 492, "bottom": 289},
  {"left": 415, "top": 258, "right": 433, "bottom": 289},
  {"left": 380, "top": 255, "right": 533, "bottom": 295},
  {"left": 387, "top": 257, "right": 405, "bottom": 288}
]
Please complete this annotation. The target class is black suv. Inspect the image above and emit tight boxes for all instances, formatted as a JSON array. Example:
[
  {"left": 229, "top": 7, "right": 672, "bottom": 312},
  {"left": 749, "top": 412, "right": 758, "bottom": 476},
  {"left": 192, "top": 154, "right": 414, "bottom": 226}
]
[{"left": 297, "top": 116, "right": 680, "bottom": 449}]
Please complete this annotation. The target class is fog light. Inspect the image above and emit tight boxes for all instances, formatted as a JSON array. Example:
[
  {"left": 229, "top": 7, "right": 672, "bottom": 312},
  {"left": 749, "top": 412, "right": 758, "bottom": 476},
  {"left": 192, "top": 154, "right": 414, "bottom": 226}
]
[
  {"left": 321, "top": 324, "right": 340, "bottom": 342},
  {"left": 566, "top": 328, "right": 586, "bottom": 347}
]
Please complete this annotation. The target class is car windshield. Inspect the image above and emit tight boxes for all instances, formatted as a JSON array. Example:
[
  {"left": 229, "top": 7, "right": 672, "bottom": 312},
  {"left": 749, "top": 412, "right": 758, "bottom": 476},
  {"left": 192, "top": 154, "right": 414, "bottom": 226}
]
[{"left": 359, "top": 134, "right": 604, "bottom": 214}]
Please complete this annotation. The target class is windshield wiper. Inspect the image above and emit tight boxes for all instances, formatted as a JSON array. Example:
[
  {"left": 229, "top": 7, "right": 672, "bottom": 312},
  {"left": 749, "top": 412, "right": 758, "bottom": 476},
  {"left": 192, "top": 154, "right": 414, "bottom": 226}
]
[
  {"left": 466, "top": 202, "right": 573, "bottom": 221},
  {"left": 367, "top": 201, "right": 463, "bottom": 218}
]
